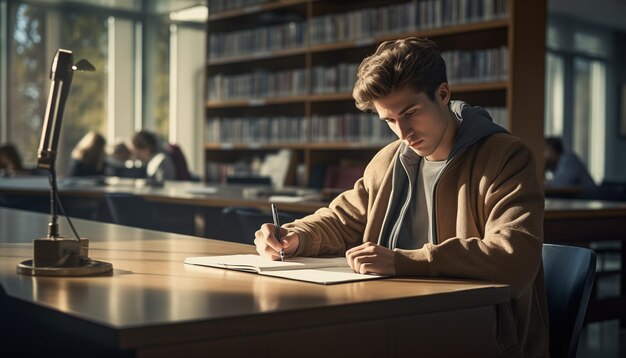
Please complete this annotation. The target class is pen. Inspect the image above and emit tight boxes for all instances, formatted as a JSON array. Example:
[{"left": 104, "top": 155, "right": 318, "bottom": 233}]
[{"left": 270, "top": 203, "right": 285, "bottom": 261}]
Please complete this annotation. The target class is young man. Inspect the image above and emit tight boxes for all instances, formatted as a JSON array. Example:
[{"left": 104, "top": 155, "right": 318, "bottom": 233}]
[
  {"left": 255, "top": 37, "right": 548, "bottom": 356},
  {"left": 544, "top": 136, "right": 596, "bottom": 189},
  {"left": 131, "top": 130, "right": 176, "bottom": 182}
]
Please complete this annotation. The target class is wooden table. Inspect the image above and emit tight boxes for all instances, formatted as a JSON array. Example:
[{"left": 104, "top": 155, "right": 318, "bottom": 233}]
[
  {"left": 4, "top": 177, "right": 625, "bottom": 324},
  {"left": 0, "top": 208, "right": 509, "bottom": 357}
]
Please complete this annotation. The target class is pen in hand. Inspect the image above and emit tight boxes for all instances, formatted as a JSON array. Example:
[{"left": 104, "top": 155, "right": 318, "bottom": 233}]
[{"left": 270, "top": 203, "right": 285, "bottom": 261}]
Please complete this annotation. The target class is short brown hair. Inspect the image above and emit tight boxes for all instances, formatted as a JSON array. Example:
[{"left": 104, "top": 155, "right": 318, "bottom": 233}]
[
  {"left": 132, "top": 130, "right": 159, "bottom": 154},
  {"left": 352, "top": 37, "right": 447, "bottom": 112},
  {"left": 71, "top": 131, "right": 106, "bottom": 169}
]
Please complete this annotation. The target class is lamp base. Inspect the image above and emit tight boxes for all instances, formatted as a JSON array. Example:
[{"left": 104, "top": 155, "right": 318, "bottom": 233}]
[
  {"left": 17, "top": 257, "right": 113, "bottom": 276},
  {"left": 16, "top": 236, "right": 113, "bottom": 276}
]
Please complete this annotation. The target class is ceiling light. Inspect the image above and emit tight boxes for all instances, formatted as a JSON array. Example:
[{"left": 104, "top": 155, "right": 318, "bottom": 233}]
[{"left": 170, "top": 5, "right": 208, "bottom": 23}]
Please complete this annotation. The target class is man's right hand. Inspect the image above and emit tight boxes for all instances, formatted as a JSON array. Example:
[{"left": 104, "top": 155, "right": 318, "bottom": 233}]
[{"left": 254, "top": 224, "right": 300, "bottom": 260}]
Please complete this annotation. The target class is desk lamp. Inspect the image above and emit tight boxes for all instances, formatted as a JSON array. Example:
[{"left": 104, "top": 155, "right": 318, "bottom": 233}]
[{"left": 17, "top": 49, "right": 113, "bottom": 276}]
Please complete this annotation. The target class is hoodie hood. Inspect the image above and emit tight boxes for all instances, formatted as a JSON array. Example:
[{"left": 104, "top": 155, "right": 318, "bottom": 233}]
[
  {"left": 380, "top": 101, "right": 509, "bottom": 248},
  {"left": 448, "top": 100, "right": 508, "bottom": 159}
]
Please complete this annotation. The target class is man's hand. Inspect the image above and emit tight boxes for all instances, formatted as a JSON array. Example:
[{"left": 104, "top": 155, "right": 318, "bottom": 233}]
[
  {"left": 254, "top": 224, "right": 299, "bottom": 260},
  {"left": 345, "top": 242, "right": 396, "bottom": 275}
]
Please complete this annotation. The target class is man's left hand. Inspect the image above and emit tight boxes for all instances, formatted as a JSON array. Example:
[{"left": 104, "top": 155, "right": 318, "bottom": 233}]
[{"left": 345, "top": 242, "right": 396, "bottom": 276}]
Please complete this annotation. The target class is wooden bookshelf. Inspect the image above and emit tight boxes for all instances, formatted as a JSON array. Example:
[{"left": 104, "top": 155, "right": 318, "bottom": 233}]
[
  {"left": 206, "top": 95, "right": 312, "bottom": 108},
  {"left": 204, "top": 0, "right": 546, "bottom": 186}
]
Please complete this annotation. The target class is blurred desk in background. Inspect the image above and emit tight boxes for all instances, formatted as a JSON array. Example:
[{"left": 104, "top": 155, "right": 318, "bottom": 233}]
[{"left": 0, "top": 177, "right": 324, "bottom": 238}]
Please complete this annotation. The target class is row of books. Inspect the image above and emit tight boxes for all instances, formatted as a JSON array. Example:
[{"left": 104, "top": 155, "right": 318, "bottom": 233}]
[
  {"left": 208, "top": 46, "right": 506, "bottom": 101},
  {"left": 205, "top": 107, "right": 506, "bottom": 146},
  {"left": 206, "top": 116, "right": 307, "bottom": 144},
  {"left": 483, "top": 107, "right": 507, "bottom": 129},
  {"left": 208, "top": 0, "right": 509, "bottom": 59},
  {"left": 208, "top": 0, "right": 272, "bottom": 15},
  {"left": 312, "top": 63, "right": 359, "bottom": 94},
  {"left": 205, "top": 114, "right": 396, "bottom": 145},
  {"left": 205, "top": 151, "right": 302, "bottom": 186},
  {"left": 311, "top": 0, "right": 508, "bottom": 45},
  {"left": 208, "top": 69, "right": 307, "bottom": 100},
  {"left": 444, "top": 47, "right": 508, "bottom": 84},
  {"left": 205, "top": 159, "right": 263, "bottom": 184},
  {"left": 209, "top": 21, "right": 306, "bottom": 60},
  {"left": 310, "top": 114, "right": 396, "bottom": 143}
]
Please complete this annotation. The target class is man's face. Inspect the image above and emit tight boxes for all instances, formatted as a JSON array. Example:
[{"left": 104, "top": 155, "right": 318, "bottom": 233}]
[
  {"left": 373, "top": 85, "right": 453, "bottom": 161},
  {"left": 134, "top": 147, "right": 151, "bottom": 162}
]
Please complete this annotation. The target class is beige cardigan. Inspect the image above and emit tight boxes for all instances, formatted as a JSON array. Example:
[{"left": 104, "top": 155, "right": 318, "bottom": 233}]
[{"left": 284, "top": 134, "right": 549, "bottom": 357}]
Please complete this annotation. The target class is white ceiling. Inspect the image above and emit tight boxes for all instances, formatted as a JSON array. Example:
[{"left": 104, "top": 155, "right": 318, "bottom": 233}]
[{"left": 549, "top": 0, "right": 626, "bottom": 31}]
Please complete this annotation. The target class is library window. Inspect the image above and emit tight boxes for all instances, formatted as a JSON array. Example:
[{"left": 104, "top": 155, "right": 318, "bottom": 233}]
[
  {"left": 6, "top": 3, "right": 47, "bottom": 167},
  {"left": 544, "top": 53, "right": 564, "bottom": 136},
  {"left": 572, "top": 56, "right": 606, "bottom": 183},
  {"left": 5, "top": 2, "right": 111, "bottom": 173},
  {"left": 1, "top": 1, "right": 163, "bottom": 172},
  {"left": 545, "top": 18, "right": 609, "bottom": 184},
  {"left": 143, "top": 14, "right": 170, "bottom": 138},
  {"left": 58, "top": 9, "right": 109, "bottom": 174}
]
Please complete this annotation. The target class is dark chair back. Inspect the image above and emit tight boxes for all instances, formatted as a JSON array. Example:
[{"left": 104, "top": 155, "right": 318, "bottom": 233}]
[
  {"left": 323, "top": 164, "right": 365, "bottom": 190},
  {"left": 166, "top": 144, "right": 192, "bottom": 181},
  {"left": 542, "top": 243, "right": 596, "bottom": 358},
  {"left": 105, "top": 193, "right": 152, "bottom": 229},
  {"left": 221, "top": 206, "right": 262, "bottom": 244},
  {"left": 222, "top": 206, "right": 295, "bottom": 244},
  {"left": 226, "top": 176, "right": 271, "bottom": 185}
]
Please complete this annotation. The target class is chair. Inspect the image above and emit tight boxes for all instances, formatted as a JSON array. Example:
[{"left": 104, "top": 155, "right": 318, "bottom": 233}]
[
  {"left": 105, "top": 193, "right": 153, "bottom": 229},
  {"left": 323, "top": 164, "right": 365, "bottom": 190},
  {"left": 221, "top": 206, "right": 296, "bottom": 244},
  {"left": 166, "top": 144, "right": 192, "bottom": 181},
  {"left": 0, "top": 193, "right": 48, "bottom": 214},
  {"left": 221, "top": 206, "right": 263, "bottom": 244},
  {"left": 60, "top": 195, "right": 102, "bottom": 221},
  {"left": 226, "top": 175, "right": 272, "bottom": 185},
  {"left": 542, "top": 243, "right": 596, "bottom": 358}
]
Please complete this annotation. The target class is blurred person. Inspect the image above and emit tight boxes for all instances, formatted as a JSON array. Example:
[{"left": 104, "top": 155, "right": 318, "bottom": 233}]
[
  {"left": 131, "top": 130, "right": 176, "bottom": 182},
  {"left": 105, "top": 140, "right": 144, "bottom": 178},
  {"left": 111, "top": 141, "right": 132, "bottom": 164},
  {"left": 68, "top": 131, "right": 106, "bottom": 177},
  {"left": 544, "top": 136, "right": 596, "bottom": 189},
  {"left": 0, "top": 143, "right": 24, "bottom": 176}
]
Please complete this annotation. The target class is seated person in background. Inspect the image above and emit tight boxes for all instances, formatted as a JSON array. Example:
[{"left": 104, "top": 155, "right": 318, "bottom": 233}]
[
  {"left": 68, "top": 131, "right": 106, "bottom": 177},
  {"left": 105, "top": 140, "right": 145, "bottom": 178},
  {"left": 0, "top": 143, "right": 24, "bottom": 176},
  {"left": 166, "top": 143, "right": 193, "bottom": 181},
  {"left": 544, "top": 136, "right": 596, "bottom": 189},
  {"left": 131, "top": 130, "right": 176, "bottom": 182},
  {"left": 254, "top": 37, "right": 547, "bottom": 356}
]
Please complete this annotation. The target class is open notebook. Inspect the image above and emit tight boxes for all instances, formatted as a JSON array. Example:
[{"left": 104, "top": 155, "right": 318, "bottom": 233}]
[{"left": 184, "top": 254, "right": 385, "bottom": 285}]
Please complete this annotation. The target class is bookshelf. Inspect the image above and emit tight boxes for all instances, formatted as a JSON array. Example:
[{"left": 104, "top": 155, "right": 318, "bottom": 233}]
[{"left": 204, "top": 0, "right": 546, "bottom": 186}]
